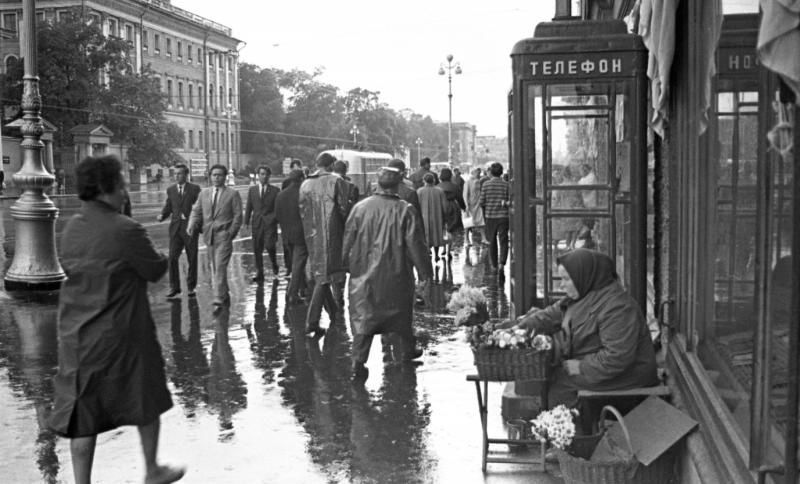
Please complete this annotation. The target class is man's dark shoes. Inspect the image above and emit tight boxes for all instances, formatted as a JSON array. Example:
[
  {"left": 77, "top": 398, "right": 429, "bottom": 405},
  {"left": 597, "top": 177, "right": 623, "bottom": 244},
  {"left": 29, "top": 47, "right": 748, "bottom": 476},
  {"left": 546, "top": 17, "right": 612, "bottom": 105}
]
[
  {"left": 166, "top": 289, "right": 181, "bottom": 300},
  {"left": 272, "top": 263, "right": 280, "bottom": 275},
  {"left": 352, "top": 363, "right": 369, "bottom": 382},
  {"left": 252, "top": 273, "right": 264, "bottom": 283},
  {"left": 187, "top": 289, "right": 197, "bottom": 298},
  {"left": 404, "top": 347, "right": 424, "bottom": 361}
]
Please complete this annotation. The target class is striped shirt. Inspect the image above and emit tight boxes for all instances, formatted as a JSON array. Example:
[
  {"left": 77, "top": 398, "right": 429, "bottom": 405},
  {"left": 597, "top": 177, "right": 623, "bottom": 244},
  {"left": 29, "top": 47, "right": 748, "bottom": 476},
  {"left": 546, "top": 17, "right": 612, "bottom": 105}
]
[{"left": 480, "top": 176, "right": 509, "bottom": 219}]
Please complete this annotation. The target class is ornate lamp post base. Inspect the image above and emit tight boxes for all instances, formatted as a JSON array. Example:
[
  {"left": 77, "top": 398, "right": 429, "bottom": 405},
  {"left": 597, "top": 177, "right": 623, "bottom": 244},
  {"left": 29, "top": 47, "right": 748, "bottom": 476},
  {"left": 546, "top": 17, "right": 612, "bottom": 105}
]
[{"left": 4, "top": 0, "right": 65, "bottom": 293}]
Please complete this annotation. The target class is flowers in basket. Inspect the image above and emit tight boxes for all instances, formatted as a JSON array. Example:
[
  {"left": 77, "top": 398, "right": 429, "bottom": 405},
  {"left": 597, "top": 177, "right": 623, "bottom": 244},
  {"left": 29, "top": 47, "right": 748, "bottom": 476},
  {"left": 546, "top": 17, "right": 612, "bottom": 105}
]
[
  {"left": 447, "top": 285, "right": 490, "bottom": 327},
  {"left": 466, "top": 322, "right": 553, "bottom": 351},
  {"left": 530, "top": 404, "right": 580, "bottom": 450}
]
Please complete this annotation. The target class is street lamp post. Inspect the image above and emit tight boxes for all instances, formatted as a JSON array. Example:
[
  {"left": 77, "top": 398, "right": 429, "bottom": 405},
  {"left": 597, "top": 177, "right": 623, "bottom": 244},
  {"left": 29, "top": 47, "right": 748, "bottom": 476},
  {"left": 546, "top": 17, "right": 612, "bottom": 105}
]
[
  {"left": 350, "top": 124, "right": 360, "bottom": 146},
  {"left": 4, "top": 0, "right": 65, "bottom": 292},
  {"left": 415, "top": 137, "right": 422, "bottom": 163},
  {"left": 438, "top": 54, "right": 461, "bottom": 164}
]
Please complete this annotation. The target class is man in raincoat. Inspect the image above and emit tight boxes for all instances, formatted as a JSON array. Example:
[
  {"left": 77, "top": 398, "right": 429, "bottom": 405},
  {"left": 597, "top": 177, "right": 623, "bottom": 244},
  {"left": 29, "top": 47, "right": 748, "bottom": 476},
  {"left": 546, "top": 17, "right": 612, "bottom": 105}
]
[
  {"left": 299, "top": 152, "right": 352, "bottom": 337},
  {"left": 343, "top": 164, "right": 433, "bottom": 380}
]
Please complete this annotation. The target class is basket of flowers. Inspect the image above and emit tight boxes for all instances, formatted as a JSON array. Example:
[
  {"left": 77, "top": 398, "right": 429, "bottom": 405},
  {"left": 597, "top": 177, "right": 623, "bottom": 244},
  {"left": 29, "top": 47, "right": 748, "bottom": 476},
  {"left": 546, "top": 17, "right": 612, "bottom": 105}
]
[
  {"left": 448, "top": 285, "right": 553, "bottom": 382},
  {"left": 531, "top": 405, "right": 675, "bottom": 484}
]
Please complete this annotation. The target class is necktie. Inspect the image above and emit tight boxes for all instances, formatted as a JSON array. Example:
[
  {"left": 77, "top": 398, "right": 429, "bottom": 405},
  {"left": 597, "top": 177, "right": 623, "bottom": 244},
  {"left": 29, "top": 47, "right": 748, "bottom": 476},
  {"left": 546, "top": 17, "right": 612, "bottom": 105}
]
[
  {"left": 261, "top": 185, "right": 265, "bottom": 200},
  {"left": 178, "top": 185, "right": 183, "bottom": 198},
  {"left": 211, "top": 188, "right": 218, "bottom": 215}
]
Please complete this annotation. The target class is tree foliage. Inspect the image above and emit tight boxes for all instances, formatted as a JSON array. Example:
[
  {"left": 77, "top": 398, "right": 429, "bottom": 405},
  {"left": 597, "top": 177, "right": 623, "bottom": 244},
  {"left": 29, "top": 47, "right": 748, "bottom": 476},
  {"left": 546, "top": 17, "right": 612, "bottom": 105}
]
[{"left": 238, "top": 65, "right": 450, "bottom": 167}]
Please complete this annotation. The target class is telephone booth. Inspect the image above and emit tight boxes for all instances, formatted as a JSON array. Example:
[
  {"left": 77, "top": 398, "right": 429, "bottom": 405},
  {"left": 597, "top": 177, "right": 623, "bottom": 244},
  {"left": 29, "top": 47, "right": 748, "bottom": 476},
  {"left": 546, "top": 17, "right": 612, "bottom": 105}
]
[{"left": 509, "top": 19, "right": 649, "bottom": 313}]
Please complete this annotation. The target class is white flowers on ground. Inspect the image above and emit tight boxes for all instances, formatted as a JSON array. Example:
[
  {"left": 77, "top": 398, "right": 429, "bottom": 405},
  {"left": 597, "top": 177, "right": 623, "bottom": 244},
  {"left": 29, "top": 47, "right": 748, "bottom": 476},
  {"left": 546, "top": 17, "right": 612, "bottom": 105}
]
[
  {"left": 447, "top": 285, "right": 490, "bottom": 327},
  {"left": 530, "top": 405, "right": 579, "bottom": 450}
]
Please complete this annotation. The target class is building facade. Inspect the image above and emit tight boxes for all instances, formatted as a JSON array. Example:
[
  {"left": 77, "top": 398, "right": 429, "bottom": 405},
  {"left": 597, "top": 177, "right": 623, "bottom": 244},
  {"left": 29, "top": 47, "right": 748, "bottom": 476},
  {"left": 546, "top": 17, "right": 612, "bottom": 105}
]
[{"left": 0, "top": 0, "right": 242, "bottom": 179}]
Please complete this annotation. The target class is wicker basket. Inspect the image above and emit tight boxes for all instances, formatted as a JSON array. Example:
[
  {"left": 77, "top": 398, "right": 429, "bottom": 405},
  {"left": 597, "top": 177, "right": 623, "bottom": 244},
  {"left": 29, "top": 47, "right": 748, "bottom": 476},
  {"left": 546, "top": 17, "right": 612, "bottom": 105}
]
[
  {"left": 556, "top": 406, "right": 676, "bottom": 484},
  {"left": 472, "top": 347, "right": 552, "bottom": 381}
]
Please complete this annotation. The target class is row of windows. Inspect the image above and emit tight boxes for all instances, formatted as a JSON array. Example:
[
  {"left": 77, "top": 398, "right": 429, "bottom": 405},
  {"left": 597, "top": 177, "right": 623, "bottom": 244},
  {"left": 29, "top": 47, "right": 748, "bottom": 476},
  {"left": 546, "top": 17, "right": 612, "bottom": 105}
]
[
  {"left": 141, "top": 28, "right": 235, "bottom": 72},
  {"left": 185, "top": 129, "right": 238, "bottom": 153},
  {"left": 159, "top": 79, "right": 234, "bottom": 110}
]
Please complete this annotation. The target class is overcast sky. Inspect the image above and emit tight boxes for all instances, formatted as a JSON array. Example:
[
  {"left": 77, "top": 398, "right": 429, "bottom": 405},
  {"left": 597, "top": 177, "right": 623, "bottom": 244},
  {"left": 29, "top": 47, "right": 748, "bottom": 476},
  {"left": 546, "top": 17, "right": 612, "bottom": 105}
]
[{"left": 175, "top": 1, "right": 555, "bottom": 138}]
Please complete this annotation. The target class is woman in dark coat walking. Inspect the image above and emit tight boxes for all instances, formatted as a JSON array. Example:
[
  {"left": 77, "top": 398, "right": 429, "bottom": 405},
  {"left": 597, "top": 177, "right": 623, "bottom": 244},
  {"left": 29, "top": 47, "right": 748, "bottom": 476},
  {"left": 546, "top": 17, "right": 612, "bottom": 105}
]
[
  {"left": 49, "top": 155, "right": 184, "bottom": 484},
  {"left": 512, "top": 249, "right": 658, "bottom": 409},
  {"left": 437, "top": 168, "right": 466, "bottom": 257}
]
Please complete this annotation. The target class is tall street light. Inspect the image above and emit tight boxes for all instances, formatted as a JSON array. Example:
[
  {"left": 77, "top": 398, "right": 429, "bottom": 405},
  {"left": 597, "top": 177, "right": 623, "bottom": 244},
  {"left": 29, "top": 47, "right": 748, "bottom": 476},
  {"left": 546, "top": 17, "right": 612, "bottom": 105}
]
[
  {"left": 438, "top": 54, "right": 461, "bottom": 164},
  {"left": 350, "top": 124, "right": 360, "bottom": 146},
  {"left": 415, "top": 137, "right": 423, "bottom": 163},
  {"left": 4, "top": 0, "right": 65, "bottom": 292}
]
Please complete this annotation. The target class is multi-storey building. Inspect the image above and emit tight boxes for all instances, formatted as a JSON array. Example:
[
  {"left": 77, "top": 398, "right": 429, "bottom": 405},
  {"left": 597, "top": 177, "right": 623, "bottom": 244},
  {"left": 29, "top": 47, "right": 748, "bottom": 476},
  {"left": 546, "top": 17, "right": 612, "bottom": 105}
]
[{"left": 0, "top": 0, "right": 242, "bottom": 178}]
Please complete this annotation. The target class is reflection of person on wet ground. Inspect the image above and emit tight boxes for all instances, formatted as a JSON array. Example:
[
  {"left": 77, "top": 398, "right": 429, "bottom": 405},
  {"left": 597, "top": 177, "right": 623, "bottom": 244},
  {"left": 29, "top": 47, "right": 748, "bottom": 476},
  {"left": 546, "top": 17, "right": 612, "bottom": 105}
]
[
  {"left": 207, "top": 305, "right": 248, "bottom": 441},
  {"left": 349, "top": 365, "right": 430, "bottom": 482},
  {"left": 49, "top": 155, "right": 185, "bottom": 484},
  {"left": 169, "top": 298, "right": 210, "bottom": 413},
  {"left": 344, "top": 164, "right": 433, "bottom": 381},
  {"left": 299, "top": 152, "right": 351, "bottom": 338},
  {"left": 246, "top": 281, "right": 289, "bottom": 385}
]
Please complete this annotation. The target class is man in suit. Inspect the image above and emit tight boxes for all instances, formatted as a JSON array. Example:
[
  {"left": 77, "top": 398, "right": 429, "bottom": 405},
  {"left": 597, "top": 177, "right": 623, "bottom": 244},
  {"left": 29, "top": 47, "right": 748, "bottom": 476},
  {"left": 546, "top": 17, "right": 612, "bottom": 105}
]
[
  {"left": 244, "top": 165, "right": 280, "bottom": 282},
  {"left": 188, "top": 164, "right": 242, "bottom": 310},
  {"left": 157, "top": 164, "right": 201, "bottom": 299},
  {"left": 409, "top": 157, "right": 439, "bottom": 190},
  {"left": 275, "top": 169, "right": 307, "bottom": 304}
]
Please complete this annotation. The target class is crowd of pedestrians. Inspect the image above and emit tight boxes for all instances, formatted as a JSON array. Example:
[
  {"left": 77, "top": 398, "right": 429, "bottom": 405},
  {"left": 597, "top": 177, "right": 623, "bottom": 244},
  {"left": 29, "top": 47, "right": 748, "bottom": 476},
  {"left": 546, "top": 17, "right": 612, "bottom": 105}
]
[{"left": 46, "top": 151, "right": 512, "bottom": 484}]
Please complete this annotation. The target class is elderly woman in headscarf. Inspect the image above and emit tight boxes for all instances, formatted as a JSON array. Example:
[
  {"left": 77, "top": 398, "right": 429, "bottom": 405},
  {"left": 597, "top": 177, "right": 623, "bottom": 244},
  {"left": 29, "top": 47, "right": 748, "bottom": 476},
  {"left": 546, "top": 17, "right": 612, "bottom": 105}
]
[{"left": 512, "top": 249, "right": 658, "bottom": 409}]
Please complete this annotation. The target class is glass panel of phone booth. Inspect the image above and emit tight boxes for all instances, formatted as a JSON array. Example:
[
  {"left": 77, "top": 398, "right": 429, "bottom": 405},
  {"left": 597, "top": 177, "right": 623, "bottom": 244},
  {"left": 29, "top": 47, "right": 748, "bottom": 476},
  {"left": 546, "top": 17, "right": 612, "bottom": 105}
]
[
  {"left": 528, "top": 85, "right": 544, "bottom": 198},
  {"left": 767, "top": 109, "right": 794, "bottom": 462},
  {"left": 547, "top": 216, "right": 613, "bottom": 298}
]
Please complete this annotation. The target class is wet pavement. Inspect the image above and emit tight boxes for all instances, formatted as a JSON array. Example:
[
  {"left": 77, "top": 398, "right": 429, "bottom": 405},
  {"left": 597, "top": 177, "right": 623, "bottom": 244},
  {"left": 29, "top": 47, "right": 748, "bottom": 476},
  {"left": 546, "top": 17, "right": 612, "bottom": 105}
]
[{"left": 0, "top": 190, "right": 563, "bottom": 483}]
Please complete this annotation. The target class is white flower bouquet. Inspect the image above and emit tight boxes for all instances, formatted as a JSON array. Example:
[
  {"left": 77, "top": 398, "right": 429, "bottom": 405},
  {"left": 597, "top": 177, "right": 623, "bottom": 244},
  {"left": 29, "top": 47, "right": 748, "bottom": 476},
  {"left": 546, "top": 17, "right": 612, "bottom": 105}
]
[
  {"left": 447, "top": 285, "right": 490, "bottom": 327},
  {"left": 530, "top": 404, "right": 580, "bottom": 450}
]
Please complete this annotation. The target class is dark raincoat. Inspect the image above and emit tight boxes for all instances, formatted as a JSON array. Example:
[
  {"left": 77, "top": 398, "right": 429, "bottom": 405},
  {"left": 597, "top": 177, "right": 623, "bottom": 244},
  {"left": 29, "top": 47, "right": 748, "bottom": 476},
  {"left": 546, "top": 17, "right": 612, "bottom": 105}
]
[
  {"left": 517, "top": 250, "right": 658, "bottom": 406},
  {"left": 343, "top": 189, "right": 433, "bottom": 336},
  {"left": 50, "top": 200, "right": 171, "bottom": 437},
  {"left": 299, "top": 171, "right": 350, "bottom": 283}
]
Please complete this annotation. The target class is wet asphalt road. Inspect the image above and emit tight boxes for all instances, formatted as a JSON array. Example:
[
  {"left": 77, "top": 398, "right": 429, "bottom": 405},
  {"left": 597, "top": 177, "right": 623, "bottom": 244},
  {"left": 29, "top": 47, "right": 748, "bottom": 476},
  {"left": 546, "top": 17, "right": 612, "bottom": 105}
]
[{"left": 0, "top": 189, "right": 563, "bottom": 483}]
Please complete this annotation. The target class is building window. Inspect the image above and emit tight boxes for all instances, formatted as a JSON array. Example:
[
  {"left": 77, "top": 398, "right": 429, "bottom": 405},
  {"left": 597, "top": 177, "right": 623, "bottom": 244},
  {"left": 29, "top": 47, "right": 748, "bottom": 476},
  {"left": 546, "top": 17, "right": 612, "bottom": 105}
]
[
  {"left": 177, "top": 41, "right": 182, "bottom": 61},
  {"left": 87, "top": 13, "right": 100, "bottom": 26},
  {"left": 220, "top": 86, "right": 225, "bottom": 108},
  {"left": 198, "top": 89, "right": 203, "bottom": 109},
  {"left": 154, "top": 77, "right": 161, "bottom": 92},
  {"left": 187, "top": 44, "right": 192, "bottom": 62},
  {"left": 1, "top": 13, "right": 16, "bottom": 33},
  {"left": 209, "top": 84, "right": 214, "bottom": 108},
  {"left": 188, "top": 130, "right": 194, "bottom": 149},
  {"left": 188, "top": 84, "right": 194, "bottom": 108},
  {"left": 199, "top": 130, "right": 204, "bottom": 150},
  {"left": 35, "top": 11, "right": 45, "bottom": 23},
  {"left": 56, "top": 10, "right": 71, "bottom": 22},
  {"left": 211, "top": 131, "right": 216, "bottom": 151},
  {"left": 142, "top": 29, "right": 149, "bottom": 51},
  {"left": 165, "top": 38, "right": 172, "bottom": 58},
  {"left": 197, "top": 48, "right": 202, "bottom": 65},
  {"left": 125, "top": 24, "right": 133, "bottom": 42},
  {"left": 166, "top": 79, "right": 173, "bottom": 106},
  {"left": 221, "top": 132, "right": 226, "bottom": 151},
  {"left": 228, "top": 87, "right": 233, "bottom": 106},
  {"left": 177, "top": 82, "right": 183, "bottom": 107},
  {"left": 107, "top": 18, "right": 118, "bottom": 37},
  {"left": 154, "top": 34, "right": 160, "bottom": 55}
]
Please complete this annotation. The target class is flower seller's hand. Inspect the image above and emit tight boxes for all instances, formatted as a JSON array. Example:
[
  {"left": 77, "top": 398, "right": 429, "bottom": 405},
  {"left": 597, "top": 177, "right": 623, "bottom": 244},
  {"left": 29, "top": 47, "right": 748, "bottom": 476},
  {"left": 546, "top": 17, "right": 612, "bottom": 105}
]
[{"left": 563, "top": 359, "right": 581, "bottom": 376}]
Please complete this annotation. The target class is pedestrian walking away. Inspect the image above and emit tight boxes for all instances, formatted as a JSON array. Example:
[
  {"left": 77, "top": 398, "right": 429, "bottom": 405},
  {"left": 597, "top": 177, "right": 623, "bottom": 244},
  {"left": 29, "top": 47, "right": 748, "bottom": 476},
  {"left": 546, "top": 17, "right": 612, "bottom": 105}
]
[
  {"left": 188, "top": 163, "right": 243, "bottom": 311},
  {"left": 157, "top": 163, "right": 201, "bottom": 299},
  {"left": 480, "top": 162, "right": 510, "bottom": 275},
  {"left": 417, "top": 173, "right": 447, "bottom": 262},
  {"left": 49, "top": 155, "right": 185, "bottom": 484},
  {"left": 276, "top": 169, "right": 308, "bottom": 305},
  {"left": 244, "top": 165, "right": 280, "bottom": 282},
  {"left": 343, "top": 163, "right": 433, "bottom": 381},
  {"left": 299, "top": 152, "right": 352, "bottom": 338},
  {"left": 409, "top": 156, "right": 440, "bottom": 189},
  {"left": 463, "top": 167, "right": 487, "bottom": 246}
]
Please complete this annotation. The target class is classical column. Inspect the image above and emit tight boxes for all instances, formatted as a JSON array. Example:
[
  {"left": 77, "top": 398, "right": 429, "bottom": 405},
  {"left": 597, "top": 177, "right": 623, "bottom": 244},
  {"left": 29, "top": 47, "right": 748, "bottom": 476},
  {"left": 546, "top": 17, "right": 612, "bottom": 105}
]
[{"left": 4, "top": 0, "right": 66, "bottom": 292}]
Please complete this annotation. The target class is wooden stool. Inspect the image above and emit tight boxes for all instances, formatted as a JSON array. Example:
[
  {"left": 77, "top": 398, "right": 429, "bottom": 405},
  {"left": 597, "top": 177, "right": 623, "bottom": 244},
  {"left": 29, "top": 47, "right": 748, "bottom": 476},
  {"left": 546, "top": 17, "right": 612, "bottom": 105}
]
[{"left": 577, "top": 385, "right": 671, "bottom": 433}]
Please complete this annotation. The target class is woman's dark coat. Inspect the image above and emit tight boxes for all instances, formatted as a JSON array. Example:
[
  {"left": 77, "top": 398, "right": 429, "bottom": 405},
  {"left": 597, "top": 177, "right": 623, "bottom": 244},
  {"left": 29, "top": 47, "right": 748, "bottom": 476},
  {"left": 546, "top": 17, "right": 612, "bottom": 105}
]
[{"left": 50, "top": 201, "right": 171, "bottom": 437}]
